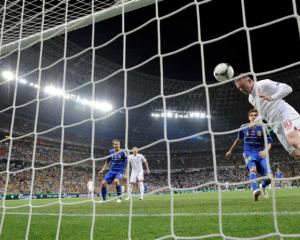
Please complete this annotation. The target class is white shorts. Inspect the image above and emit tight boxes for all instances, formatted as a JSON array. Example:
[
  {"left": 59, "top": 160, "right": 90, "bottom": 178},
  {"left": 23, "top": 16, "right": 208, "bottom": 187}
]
[
  {"left": 130, "top": 171, "right": 144, "bottom": 183},
  {"left": 275, "top": 113, "right": 300, "bottom": 155},
  {"left": 88, "top": 186, "right": 93, "bottom": 192}
]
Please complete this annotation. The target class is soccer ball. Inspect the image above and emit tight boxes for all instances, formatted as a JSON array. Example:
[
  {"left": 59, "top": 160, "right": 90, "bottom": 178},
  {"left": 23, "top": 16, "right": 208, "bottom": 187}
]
[{"left": 213, "top": 63, "right": 234, "bottom": 82}]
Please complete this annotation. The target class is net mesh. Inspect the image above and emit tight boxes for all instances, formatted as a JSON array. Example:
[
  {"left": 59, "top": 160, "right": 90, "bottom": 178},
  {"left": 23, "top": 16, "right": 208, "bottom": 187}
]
[
  {"left": 0, "top": 0, "right": 300, "bottom": 239},
  {"left": 1, "top": 0, "right": 127, "bottom": 46}
]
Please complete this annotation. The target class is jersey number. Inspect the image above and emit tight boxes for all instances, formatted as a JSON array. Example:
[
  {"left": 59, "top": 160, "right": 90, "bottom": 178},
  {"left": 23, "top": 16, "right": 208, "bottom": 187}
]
[{"left": 284, "top": 120, "right": 293, "bottom": 129}]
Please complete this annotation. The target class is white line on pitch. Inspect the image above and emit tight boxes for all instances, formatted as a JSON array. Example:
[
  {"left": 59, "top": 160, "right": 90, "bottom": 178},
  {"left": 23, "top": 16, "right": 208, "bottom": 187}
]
[{"left": 1, "top": 211, "right": 300, "bottom": 217}]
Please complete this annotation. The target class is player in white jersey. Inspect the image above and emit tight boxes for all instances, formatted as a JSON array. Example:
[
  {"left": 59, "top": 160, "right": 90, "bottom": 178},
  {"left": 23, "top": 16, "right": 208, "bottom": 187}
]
[
  {"left": 225, "top": 182, "right": 229, "bottom": 191},
  {"left": 234, "top": 75, "right": 300, "bottom": 160},
  {"left": 87, "top": 179, "right": 94, "bottom": 198},
  {"left": 125, "top": 147, "right": 150, "bottom": 200}
]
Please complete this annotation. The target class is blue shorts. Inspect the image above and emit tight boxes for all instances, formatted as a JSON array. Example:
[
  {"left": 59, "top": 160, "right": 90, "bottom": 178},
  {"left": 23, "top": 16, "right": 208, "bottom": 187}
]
[
  {"left": 104, "top": 170, "right": 123, "bottom": 184},
  {"left": 244, "top": 152, "right": 271, "bottom": 176}
]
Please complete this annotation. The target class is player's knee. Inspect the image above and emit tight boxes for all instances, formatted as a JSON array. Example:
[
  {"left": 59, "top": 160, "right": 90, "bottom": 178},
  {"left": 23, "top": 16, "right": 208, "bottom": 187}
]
[{"left": 113, "top": 179, "right": 120, "bottom": 185}]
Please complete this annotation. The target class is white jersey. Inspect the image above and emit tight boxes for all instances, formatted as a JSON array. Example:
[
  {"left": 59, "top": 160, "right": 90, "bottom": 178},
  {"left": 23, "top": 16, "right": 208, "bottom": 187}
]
[
  {"left": 87, "top": 181, "right": 93, "bottom": 191},
  {"left": 249, "top": 79, "right": 300, "bottom": 154},
  {"left": 129, "top": 153, "right": 146, "bottom": 173},
  {"left": 249, "top": 79, "right": 297, "bottom": 130}
]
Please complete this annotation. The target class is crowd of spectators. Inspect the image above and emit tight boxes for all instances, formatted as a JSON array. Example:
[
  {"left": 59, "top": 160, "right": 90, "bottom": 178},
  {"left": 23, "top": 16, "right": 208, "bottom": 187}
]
[
  {"left": 0, "top": 160, "right": 299, "bottom": 194},
  {"left": 0, "top": 113, "right": 300, "bottom": 195},
  {"left": 0, "top": 165, "right": 96, "bottom": 194}
]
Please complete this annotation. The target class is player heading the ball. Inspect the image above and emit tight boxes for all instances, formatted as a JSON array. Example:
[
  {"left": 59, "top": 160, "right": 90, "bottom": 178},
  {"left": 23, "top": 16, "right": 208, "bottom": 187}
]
[{"left": 234, "top": 74, "right": 300, "bottom": 160}]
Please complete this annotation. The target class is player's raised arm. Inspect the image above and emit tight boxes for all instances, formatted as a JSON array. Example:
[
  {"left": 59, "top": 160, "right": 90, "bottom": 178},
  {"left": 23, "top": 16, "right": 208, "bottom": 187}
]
[
  {"left": 258, "top": 80, "right": 293, "bottom": 101},
  {"left": 98, "top": 160, "right": 109, "bottom": 176},
  {"left": 143, "top": 158, "right": 150, "bottom": 175},
  {"left": 99, "top": 151, "right": 111, "bottom": 176},
  {"left": 123, "top": 151, "right": 128, "bottom": 172},
  {"left": 259, "top": 130, "right": 272, "bottom": 158},
  {"left": 226, "top": 137, "right": 241, "bottom": 159},
  {"left": 123, "top": 152, "right": 129, "bottom": 180}
]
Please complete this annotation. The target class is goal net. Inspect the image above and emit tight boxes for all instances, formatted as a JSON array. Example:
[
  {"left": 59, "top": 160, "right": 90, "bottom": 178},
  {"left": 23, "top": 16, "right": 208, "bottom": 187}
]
[{"left": 0, "top": 0, "right": 300, "bottom": 239}]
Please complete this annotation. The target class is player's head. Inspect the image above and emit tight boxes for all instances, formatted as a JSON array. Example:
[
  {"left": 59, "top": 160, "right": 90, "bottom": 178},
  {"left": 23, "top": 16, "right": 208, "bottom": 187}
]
[
  {"left": 132, "top": 147, "right": 138, "bottom": 155},
  {"left": 112, "top": 139, "right": 121, "bottom": 151},
  {"left": 248, "top": 109, "right": 258, "bottom": 123},
  {"left": 234, "top": 74, "right": 254, "bottom": 95}
]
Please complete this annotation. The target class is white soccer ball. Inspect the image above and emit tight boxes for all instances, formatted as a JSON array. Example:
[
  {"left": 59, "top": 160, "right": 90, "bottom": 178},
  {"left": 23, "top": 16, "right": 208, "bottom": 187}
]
[{"left": 213, "top": 63, "right": 234, "bottom": 82}]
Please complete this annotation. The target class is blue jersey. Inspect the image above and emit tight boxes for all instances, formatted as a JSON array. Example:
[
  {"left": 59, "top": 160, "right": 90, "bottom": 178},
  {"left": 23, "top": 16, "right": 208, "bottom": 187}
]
[
  {"left": 275, "top": 170, "right": 283, "bottom": 179},
  {"left": 238, "top": 124, "right": 272, "bottom": 154},
  {"left": 107, "top": 149, "right": 127, "bottom": 172}
]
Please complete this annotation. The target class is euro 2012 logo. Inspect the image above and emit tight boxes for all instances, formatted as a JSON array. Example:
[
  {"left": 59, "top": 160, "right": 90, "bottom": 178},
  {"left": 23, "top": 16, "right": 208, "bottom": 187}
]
[{"left": 257, "top": 130, "right": 262, "bottom": 137}]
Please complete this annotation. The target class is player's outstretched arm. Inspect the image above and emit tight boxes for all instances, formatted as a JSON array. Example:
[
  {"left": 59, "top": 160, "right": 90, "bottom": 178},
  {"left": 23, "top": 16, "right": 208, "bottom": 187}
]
[
  {"left": 124, "top": 153, "right": 128, "bottom": 172},
  {"left": 124, "top": 166, "right": 129, "bottom": 180},
  {"left": 226, "top": 138, "right": 240, "bottom": 159},
  {"left": 259, "top": 130, "right": 272, "bottom": 158},
  {"left": 144, "top": 160, "right": 150, "bottom": 175},
  {"left": 259, "top": 143, "right": 271, "bottom": 158},
  {"left": 258, "top": 80, "right": 293, "bottom": 101},
  {"left": 98, "top": 160, "right": 108, "bottom": 176}
]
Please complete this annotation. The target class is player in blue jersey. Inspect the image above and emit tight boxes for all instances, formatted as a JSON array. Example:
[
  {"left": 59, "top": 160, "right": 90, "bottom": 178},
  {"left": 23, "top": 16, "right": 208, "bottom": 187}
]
[
  {"left": 275, "top": 168, "right": 283, "bottom": 188},
  {"left": 98, "top": 139, "right": 128, "bottom": 203},
  {"left": 226, "top": 109, "right": 272, "bottom": 201}
]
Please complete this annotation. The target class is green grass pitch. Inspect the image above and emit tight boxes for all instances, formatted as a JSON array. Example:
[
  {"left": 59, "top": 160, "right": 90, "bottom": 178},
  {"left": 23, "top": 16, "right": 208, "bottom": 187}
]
[{"left": 0, "top": 188, "right": 299, "bottom": 239}]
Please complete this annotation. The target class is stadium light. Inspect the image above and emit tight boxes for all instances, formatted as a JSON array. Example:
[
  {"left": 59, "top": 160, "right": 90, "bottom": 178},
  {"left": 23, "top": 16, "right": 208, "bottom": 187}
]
[
  {"left": 19, "top": 78, "right": 27, "bottom": 84},
  {"left": 167, "top": 111, "right": 173, "bottom": 118},
  {"left": 1, "top": 70, "right": 14, "bottom": 81},
  {"left": 43, "top": 85, "right": 113, "bottom": 112},
  {"left": 94, "top": 101, "right": 113, "bottom": 112},
  {"left": 200, "top": 112, "right": 206, "bottom": 118},
  {"left": 151, "top": 110, "right": 208, "bottom": 119},
  {"left": 44, "top": 85, "right": 58, "bottom": 95},
  {"left": 44, "top": 85, "right": 65, "bottom": 96},
  {"left": 194, "top": 112, "right": 200, "bottom": 118},
  {"left": 79, "top": 98, "right": 90, "bottom": 105}
]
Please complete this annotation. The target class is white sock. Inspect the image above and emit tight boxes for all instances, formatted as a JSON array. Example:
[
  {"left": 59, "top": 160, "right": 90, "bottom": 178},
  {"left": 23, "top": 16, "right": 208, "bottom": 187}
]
[{"left": 139, "top": 182, "right": 144, "bottom": 197}]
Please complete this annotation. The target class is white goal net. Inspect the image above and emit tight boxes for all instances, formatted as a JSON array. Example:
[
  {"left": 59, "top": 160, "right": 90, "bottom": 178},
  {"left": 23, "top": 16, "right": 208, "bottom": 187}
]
[{"left": 0, "top": 0, "right": 300, "bottom": 239}]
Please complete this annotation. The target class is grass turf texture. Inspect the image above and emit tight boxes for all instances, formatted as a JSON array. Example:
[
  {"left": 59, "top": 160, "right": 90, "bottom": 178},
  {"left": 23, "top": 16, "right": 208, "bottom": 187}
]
[{"left": 0, "top": 188, "right": 299, "bottom": 239}]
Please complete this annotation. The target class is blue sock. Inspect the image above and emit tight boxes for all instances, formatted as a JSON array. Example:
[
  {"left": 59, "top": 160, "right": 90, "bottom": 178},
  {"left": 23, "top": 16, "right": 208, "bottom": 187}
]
[
  {"left": 101, "top": 187, "right": 107, "bottom": 200},
  {"left": 249, "top": 172, "right": 257, "bottom": 191},
  {"left": 262, "top": 179, "right": 271, "bottom": 188},
  {"left": 116, "top": 185, "right": 122, "bottom": 196}
]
